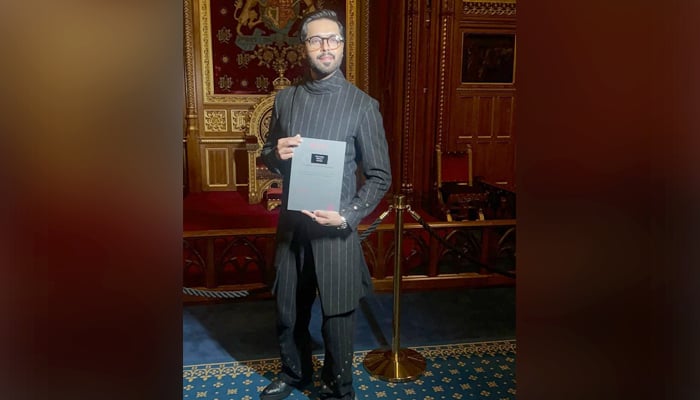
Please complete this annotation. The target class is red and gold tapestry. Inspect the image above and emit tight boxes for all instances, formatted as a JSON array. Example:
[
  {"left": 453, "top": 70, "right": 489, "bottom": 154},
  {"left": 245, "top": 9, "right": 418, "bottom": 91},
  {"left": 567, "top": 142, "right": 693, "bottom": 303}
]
[{"left": 207, "top": 0, "right": 347, "bottom": 95}]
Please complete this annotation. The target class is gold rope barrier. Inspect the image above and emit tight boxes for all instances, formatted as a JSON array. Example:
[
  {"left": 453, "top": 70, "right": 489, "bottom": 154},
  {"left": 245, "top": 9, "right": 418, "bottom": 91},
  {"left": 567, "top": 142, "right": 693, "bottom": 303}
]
[{"left": 362, "top": 195, "right": 426, "bottom": 381}]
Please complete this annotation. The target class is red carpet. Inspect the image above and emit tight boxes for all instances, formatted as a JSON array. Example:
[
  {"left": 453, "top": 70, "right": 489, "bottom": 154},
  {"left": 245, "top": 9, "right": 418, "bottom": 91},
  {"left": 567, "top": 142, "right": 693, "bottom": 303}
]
[
  {"left": 183, "top": 191, "right": 411, "bottom": 232},
  {"left": 183, "top": 191, "right": 281, "bottom": 231}
]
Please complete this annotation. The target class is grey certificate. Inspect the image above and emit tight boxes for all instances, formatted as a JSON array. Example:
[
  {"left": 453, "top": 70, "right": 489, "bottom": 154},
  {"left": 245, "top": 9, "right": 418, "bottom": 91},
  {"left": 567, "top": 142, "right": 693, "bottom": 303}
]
[{"left": 287, "top": 137, "right": 346, "bottom": 212}]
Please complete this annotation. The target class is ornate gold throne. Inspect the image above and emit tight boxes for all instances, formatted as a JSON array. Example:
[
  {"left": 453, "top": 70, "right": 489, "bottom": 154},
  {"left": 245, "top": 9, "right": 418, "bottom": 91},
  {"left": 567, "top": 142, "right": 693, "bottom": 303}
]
[{"left": 245, "top": 76, "right": 290, "bottom": 208}]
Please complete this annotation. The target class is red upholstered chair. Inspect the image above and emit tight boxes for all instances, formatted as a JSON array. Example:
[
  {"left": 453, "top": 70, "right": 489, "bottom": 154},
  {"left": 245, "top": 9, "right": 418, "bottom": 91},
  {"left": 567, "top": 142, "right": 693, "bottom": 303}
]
[{"left": 436, "top": 144, "right": 487, "bottom": 221}]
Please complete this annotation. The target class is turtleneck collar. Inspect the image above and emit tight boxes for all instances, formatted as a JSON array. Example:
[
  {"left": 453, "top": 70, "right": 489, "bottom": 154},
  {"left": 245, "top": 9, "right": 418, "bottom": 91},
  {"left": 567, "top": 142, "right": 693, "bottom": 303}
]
[{"left": 302, "top": 69, "right": 345, "bottom": 94}]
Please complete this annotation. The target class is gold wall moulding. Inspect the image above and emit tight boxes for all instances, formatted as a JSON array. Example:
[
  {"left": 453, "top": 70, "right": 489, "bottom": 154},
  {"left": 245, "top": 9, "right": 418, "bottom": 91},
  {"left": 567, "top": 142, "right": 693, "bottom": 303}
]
[
  {"left": 199, "top": 138, "right": 245, "bottom": 144},
  {"left": 463, "top": 1, "right": 516, "bottom": 16},
  {"left": 230, "top": 110, "right": 251, "bottom": 132},
  {"left": 203, "top": 109, "right": 228, "bottom": 132},
  {"left": 204, "top": 147, "right": 231, "bottom": 187},
  {"left": 464, "top": 0, "right": 516, "bottom": 3}
]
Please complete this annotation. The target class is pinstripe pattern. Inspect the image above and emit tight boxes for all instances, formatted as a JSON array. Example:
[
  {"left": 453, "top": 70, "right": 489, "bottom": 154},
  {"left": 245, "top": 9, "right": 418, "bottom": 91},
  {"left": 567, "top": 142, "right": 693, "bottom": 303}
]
[
  {"left": 261, "top": 70, "right": 391, "bottom": 399},
  {"left": 320, "top": 310, "right": 356, "bottom": 399},
  {"left": 262, "top": 70, "right": 391, "bottom": 316}
]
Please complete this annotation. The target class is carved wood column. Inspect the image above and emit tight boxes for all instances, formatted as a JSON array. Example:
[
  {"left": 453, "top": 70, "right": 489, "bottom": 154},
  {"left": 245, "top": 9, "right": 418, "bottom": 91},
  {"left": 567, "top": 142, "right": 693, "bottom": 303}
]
[
  {"left": 387, "top": 0, "right": 454, "bottom": 207},
  {"left": 414, "top": 0, "right": 455, "bottom": 209},
  {"left": 397, "top": 0, "right": 419, "bottom": 199},
  {"left": 184, "top": 0, "right": 202, "bottom": 192}
]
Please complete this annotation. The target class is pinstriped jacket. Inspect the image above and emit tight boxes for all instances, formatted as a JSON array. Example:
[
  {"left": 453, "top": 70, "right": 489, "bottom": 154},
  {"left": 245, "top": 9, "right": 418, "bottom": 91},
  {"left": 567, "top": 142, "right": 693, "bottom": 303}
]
[{"left": 261, "top": 71, "right": 392, "bottom": 316}]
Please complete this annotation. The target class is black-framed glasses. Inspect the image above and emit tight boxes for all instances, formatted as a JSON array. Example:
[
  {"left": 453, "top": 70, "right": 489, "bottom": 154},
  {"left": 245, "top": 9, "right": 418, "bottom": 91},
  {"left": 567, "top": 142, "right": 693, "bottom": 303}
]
[{"left": 304, "top": 35, "right": 344, "bottom": 51}]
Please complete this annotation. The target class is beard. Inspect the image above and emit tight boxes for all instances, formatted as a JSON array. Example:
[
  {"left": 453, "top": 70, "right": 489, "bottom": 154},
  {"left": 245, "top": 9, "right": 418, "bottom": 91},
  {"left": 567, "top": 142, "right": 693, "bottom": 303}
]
[{"left": 308, "top": 51, "right": 344, "bottom": 79}]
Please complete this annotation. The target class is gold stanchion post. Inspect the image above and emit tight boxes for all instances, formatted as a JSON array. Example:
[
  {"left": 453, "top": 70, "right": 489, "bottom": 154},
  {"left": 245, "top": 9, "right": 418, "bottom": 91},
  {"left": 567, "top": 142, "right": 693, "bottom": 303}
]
[{"left": 363, "top": 195, "right": 426, "bottom": 382}]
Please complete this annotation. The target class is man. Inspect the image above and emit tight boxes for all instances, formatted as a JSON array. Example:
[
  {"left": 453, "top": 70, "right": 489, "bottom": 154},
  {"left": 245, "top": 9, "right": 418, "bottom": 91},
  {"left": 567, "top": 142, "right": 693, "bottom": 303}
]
[{"left": 259, "top": 9, "right": 392, "bottom": 400}]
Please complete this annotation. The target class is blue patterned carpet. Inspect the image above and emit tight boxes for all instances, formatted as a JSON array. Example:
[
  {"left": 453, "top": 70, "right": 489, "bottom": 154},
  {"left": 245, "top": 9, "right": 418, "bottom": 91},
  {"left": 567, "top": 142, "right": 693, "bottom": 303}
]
[{"left": 183, "top": 340, "right": 516, "bottom": 400}]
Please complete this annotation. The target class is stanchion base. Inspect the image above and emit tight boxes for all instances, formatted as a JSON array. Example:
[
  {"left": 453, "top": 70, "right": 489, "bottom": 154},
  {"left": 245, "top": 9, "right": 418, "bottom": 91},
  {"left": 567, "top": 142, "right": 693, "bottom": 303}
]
[{"left": 363, "top": 348, "right": 426, "bottom": 382}]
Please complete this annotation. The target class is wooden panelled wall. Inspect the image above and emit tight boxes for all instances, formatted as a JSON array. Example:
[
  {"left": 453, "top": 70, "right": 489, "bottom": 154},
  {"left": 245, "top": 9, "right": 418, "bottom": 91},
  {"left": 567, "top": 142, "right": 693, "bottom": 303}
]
[
  {"left": 184, "top": 0, "right": 516, "bottom": 206},
  {"left": 368, "top": 0, "right": 516, "bottom": 209}
]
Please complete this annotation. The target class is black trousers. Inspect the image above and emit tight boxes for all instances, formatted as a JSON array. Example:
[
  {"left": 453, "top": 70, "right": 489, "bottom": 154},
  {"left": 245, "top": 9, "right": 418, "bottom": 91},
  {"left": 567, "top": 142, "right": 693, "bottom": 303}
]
[{"left": 276, "top": 238, "right": 356, "bottom": 400}]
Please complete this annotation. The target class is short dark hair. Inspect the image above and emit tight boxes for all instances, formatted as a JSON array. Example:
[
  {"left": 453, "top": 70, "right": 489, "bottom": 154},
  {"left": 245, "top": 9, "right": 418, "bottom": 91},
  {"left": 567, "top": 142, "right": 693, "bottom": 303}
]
[{"left": 298, "top": 9, "right": 344, "bottom": 41}]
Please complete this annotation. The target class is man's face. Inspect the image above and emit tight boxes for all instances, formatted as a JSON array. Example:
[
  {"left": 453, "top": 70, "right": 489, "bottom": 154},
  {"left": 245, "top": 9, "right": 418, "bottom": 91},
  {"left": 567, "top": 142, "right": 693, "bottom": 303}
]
[{"left": 304, "top": 18, "right": 344, "bottom": 79}]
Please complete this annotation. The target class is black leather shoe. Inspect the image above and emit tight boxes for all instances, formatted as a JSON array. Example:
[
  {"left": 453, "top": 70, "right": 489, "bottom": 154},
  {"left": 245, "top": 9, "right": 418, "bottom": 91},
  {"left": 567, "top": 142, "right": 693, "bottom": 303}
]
[{"left": 259, "top": 380, "right": 296, "bottom": 400}]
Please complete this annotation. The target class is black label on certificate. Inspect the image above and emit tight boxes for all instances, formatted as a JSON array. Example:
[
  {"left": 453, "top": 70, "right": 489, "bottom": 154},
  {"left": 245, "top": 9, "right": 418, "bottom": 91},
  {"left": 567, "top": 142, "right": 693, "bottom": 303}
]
[{"left": 311, "top": 154, "right": 328, "bottom": 164}]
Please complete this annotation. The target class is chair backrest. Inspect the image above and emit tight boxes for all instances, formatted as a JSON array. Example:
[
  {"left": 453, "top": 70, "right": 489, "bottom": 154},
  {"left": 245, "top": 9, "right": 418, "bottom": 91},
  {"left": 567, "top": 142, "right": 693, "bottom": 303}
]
[
  {"left": 436, "top": 144, "right": 487, "bottom": 221},
  {"left": 436, "top": 144, "right": 473, "bottom": 187},
  {"left": 249, "top": 94, "right": 276, "bottom": 149},
  {"left": 246, "top": 73, "right": 290, "bottom": 206},
  {"left": 246, "top": 92, "right": 283, "bottom": 205}
]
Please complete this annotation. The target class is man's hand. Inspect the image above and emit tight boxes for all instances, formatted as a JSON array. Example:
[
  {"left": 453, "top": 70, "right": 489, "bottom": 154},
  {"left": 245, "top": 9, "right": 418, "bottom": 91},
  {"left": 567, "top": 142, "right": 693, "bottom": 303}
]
[
  {"left": 301, "top": 209, "right": 344, "bottom": 227},
  {"left": 275, "top": 134, "right": 302, "bottom": 160}
]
